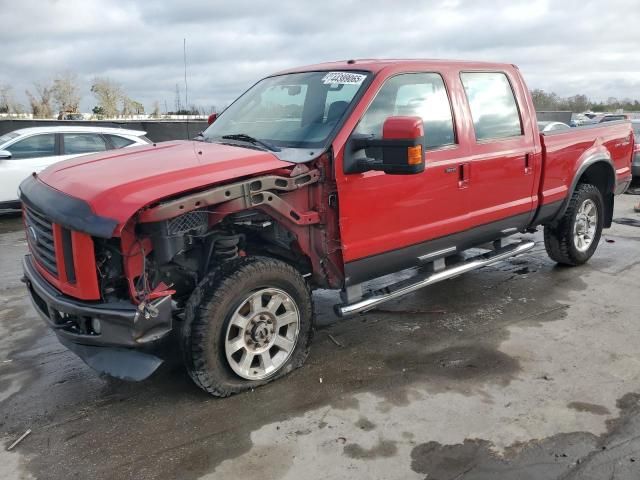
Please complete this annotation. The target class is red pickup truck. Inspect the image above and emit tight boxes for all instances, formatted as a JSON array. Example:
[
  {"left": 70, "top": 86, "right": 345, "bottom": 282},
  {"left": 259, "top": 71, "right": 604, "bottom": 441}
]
[{"left": 19, "top": 59, "right": 634, "bottom": 396}]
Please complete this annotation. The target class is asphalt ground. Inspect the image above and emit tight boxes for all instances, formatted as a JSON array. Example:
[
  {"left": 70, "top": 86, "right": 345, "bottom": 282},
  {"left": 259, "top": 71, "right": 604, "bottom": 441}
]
[{"left": 1, "top": 192, "right": 640, "bottom": 479}]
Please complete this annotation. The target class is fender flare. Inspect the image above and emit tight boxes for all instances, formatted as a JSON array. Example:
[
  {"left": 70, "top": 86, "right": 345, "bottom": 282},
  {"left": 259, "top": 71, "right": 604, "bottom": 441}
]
[{"left": 551, "top": 154, "right": 616, "bottom": 224}]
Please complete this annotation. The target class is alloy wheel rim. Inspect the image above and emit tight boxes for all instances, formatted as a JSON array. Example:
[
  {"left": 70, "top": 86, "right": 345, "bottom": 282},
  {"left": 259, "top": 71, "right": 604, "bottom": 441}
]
[
  {"left": 573, "top": 199, "right": 598, "bottom": 252},
  {"left": 224, "top": 288, "right": 300, "bottom": 380}
]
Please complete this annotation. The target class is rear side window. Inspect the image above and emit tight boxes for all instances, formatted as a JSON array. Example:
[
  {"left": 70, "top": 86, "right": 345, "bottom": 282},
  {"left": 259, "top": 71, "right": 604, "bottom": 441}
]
[
  {"left": 106, "top": 134, "right": 135, "bottom": 148},
  {"left": 354, "top": 73, "right": 455, "bottom": 149},
  {"left": 460, "top": 72, "right": 523, "bottom": 141},
  {"left": 7, "top": 134, "right": 56, "bottom": 159},
  {"left": 63, "top": 133, "right": 108, "bottom": 154}
]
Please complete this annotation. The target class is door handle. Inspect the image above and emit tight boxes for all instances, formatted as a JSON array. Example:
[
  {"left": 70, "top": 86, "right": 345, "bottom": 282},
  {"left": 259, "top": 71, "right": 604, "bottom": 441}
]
[
  {"left": 458, "top": 162, "right": 470, "bottom": 188},
  {"left": 524, "top": 153, "right": 533, "bottom": 175}
]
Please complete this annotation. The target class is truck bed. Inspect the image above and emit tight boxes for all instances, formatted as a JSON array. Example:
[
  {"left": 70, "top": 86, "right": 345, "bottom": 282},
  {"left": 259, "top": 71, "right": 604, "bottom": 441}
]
[{"left": 537, "top": 120, "right": 634, "bottom": 216}]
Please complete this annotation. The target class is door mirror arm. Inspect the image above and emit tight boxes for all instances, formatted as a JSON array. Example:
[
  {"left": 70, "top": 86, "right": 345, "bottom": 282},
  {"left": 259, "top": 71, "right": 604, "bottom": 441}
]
[
  {"left": 344, "top": 116, "right": 426, "bottom": 175},
  {"left": 355, "top": 156, "right": 384, "bottom": 173}
]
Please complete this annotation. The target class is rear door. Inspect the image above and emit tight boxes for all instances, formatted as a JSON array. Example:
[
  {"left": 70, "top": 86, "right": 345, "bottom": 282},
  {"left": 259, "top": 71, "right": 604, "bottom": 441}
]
[
  {"left": 335, "top": 71, "right": 470, "bottom": 284},
  {"left": 0, "top": 133, "right": 57, "bottom": 202},
  {"left": 459, "top": 71, "right": 537, "bottom": 230}
]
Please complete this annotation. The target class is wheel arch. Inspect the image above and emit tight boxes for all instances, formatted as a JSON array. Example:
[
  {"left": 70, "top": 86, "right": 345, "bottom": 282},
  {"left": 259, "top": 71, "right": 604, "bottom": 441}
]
[{"left": 553, "top": 155, "right": 616, "bottom": 228}]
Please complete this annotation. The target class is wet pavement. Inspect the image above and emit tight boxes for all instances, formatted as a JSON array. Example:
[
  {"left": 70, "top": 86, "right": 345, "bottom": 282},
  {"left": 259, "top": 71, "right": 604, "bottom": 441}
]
[{"left": 2, "top": 195, "right": 640, "bottom": 479}]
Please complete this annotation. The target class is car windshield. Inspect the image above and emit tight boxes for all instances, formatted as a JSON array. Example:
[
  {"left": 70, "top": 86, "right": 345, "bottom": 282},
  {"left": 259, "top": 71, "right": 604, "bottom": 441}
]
[
  {"left": 0, "top": 132, "right": 19, "bottom": 146},
  {"left": 202, "top": 71, "right": 371, "bottom": 162},
  {"left": 632, "top": 123, "right": 640, "bottom": 135}
]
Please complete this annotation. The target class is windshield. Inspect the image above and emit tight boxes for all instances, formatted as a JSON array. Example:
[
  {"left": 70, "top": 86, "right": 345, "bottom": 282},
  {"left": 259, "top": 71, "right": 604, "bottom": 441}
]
[
  {"left": 202, "top": 70, "right": 371, "bottom": 162},
  {"left": 633, "top": 123, "right": 640, "bottom": 136}
]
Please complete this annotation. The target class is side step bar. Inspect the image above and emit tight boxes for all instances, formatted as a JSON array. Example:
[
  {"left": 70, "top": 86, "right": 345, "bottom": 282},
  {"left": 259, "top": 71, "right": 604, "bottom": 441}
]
[{"left": 335, "top": 240, "right": 535, "bottom": 317}]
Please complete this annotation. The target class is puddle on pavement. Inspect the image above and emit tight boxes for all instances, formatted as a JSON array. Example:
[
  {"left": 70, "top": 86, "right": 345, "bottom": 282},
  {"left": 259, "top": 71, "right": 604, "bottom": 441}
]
[
  {"left": 613, "top": 217, "right": 640, "bottom": 228},
  {"left": 410, "top": 393, "right": 640, "bottom": 480},
  {"left": 568, "top": 401, "right": 611, "bottom": 416}
]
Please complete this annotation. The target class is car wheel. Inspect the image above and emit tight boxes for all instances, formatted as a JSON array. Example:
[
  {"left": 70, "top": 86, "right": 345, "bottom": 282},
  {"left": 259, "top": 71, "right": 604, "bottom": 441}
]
[
  {"left": 544, "top": 183, "right": 604, "bottom": 266},
  {"left": 181, "top": 256, "right": 314, "bottom": 396}
]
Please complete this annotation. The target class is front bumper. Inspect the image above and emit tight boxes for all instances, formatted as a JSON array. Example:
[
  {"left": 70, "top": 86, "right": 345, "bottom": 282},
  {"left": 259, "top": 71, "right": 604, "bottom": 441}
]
[{"left": 22, "top": 254, "right": 173, "bottom": 380}]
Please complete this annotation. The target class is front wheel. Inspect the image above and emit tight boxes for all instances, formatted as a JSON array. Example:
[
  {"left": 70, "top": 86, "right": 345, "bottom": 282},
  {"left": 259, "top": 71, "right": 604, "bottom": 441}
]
[
  {"left": 544, "top": 183, "right": 604, "bottom": 266},
  {"left": 181, "top": 256, "right": 314, "bottom": 396}
]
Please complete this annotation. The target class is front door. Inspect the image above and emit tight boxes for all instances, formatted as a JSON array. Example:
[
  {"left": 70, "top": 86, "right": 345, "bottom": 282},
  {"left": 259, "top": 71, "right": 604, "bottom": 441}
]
[
  {"left": 0, "top": 133, "right": 58, "bottom": 203},
  {"left": 335, "top": 72, "right": 469, "bottom": 285}
]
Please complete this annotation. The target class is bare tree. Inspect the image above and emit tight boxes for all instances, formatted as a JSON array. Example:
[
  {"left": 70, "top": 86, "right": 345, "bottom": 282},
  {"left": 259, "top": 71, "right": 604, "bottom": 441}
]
[
  {"left": 90, "top": 77, "right": 122, "bottom": 118},
  {"left": 151, "top": 100, "right": 160, "bottom": 118},
  {"left": 12, "top": 102, "right": 25, "bottom": 115},
  {"left": 25, "top": 82, "right": 54, "bottom": 118},
  {"left": 0, "top": 84, "right": 13, "bottom": 114},
  {"left": 52, "top": 72, "right": 81, "bottom": 113}
]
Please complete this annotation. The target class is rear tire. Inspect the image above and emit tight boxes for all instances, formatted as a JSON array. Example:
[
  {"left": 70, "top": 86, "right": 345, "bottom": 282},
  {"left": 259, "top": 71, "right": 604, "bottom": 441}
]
[
  {"left": 543, "top": 183, "right": 604, "bottom": 266},
  {"left": 181, "top": 256, "right": 314, "bottom": 397}
]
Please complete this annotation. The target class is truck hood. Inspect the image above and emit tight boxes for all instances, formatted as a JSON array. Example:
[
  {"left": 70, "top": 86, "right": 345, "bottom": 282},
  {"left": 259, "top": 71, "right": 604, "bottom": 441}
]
[{"left": 37, "top": 140, "right": 293, "bottom": 228}]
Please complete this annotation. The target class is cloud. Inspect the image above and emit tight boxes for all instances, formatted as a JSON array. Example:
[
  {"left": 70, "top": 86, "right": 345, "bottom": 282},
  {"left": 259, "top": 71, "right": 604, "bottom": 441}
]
[{"left": 0, "top": 0, "right": 638, "bottom": 112}]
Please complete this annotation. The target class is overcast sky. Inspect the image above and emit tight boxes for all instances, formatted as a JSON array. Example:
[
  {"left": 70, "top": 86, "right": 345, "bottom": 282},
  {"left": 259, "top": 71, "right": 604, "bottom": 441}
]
[{"left": 1, "top": 0, "right": 639, "bottom": 113}]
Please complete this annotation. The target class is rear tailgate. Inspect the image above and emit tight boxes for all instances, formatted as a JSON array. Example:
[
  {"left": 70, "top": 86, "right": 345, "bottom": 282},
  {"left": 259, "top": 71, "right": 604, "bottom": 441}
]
[{"left": 538, "top": 121, "right": 634, "bottom": 207}]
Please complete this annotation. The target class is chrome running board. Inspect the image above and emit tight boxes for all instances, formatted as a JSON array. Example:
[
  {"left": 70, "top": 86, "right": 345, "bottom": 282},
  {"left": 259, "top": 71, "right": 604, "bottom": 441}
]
[{"left": 335, "top": 240, "right": 535, "bottom": 317}]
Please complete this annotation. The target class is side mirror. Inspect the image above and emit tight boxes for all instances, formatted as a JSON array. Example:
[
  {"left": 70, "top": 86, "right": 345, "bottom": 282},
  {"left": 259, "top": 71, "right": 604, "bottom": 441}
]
[
  {"left": 0, "top": 150, "right": 12, "bottom": 159},
  {"left": 207, "top": 113, "right": 218, "bottom": 125},
  {"left": 346, "top": 116, "right": 425, "bottom": 175}
]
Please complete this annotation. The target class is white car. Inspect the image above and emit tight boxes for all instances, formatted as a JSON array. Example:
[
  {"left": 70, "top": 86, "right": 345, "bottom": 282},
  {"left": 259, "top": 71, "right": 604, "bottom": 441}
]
[
  {"left": 0, "top": 126, "right": 151, "bottom": 208},
  {"left": 537, "top": 121, "right": 571, "bottom": 133}
]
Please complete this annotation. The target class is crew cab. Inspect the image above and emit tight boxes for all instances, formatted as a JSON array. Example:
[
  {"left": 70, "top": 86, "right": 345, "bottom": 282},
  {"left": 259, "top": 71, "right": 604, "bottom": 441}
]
[{"left": 19, "top": 60, "right": 634, "bottom": 396}]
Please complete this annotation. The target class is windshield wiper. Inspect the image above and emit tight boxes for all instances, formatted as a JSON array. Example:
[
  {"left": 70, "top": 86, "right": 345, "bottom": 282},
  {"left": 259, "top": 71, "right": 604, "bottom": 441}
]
[{"left": 220, "top": 133, "right": 281, "bottom": 152}]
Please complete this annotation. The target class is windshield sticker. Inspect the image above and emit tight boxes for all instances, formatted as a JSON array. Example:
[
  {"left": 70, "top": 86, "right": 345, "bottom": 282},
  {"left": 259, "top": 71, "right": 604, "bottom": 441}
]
[{"left": 322, "top": 72, "right": 366, "bottom": 85}]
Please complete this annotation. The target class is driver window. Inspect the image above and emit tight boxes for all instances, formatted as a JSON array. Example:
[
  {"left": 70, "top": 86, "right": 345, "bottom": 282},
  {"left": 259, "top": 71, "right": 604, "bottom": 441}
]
[
  {"left": 7, "top": 134, "right": 56, "bottom": 160},
  {"left": 354, "top": 73, "right": 455, "bottom": 150}
]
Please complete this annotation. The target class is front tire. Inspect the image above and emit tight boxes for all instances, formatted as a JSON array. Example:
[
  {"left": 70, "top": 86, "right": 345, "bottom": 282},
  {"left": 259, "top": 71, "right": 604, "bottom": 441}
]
[
  {"left": 544, "top": 183, "right": 604, "bottom": 266},
  {"left": 181, "top": 256, "right": 314, "bottom": 396}
]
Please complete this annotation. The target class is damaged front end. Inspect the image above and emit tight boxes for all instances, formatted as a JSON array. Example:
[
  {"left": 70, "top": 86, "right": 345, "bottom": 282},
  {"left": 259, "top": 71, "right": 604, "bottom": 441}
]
[
  {"left": 22, "top": 254, "right": 173, "bottom": 380},
  {"left": 20, "top": 165, "right": 329, "bottom": 381}
]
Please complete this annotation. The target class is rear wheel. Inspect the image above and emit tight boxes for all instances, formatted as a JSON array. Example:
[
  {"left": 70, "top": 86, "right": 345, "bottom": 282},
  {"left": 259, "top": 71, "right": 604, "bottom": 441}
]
[
  {"left": 181, "top": 256, "right": 314, "bottom": 396},
  {"left": 544, "top": 183, "right": 604, "bottom": 265}
]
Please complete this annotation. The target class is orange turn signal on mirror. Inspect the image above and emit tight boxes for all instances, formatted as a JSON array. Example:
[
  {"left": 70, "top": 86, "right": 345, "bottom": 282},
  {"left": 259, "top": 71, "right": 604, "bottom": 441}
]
[{"left": 407, "top": 145, "right": 423, "bottom": 165}]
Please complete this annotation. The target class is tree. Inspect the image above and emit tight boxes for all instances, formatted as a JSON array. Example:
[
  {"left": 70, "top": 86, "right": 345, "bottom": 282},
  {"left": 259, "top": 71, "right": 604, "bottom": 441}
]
[
  {"left": 90, "top": 77, "right": 122, "bottom": 118},
  {"left": 52, "top": 72, "right": 81, "bottom": 113},
  {"left": 0, "top": 84, "right": 13, "bottom": 114},
  {"left": 566, "top": 94, "right": 590, "bottom": 113},
  {"left": 25, "top": 82, "right": 54, "bottom": 118},
  {"left": 151, "top": 100, "right": 160, "bottom": 118},
  {"left": 530, "top": 89, "right": 562, "bottom": 111},
  {"left": 130, "top": 100, "right": 144, "bottom": 115},
  {"left": 121, "top": 97, "right": 144, "bottom": 116}
]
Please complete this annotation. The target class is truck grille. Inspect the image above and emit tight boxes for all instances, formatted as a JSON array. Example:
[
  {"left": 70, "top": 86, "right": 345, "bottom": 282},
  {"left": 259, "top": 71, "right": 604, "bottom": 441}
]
[{"left": 24, "top": 206, "right": 58, "bottom": 276}]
